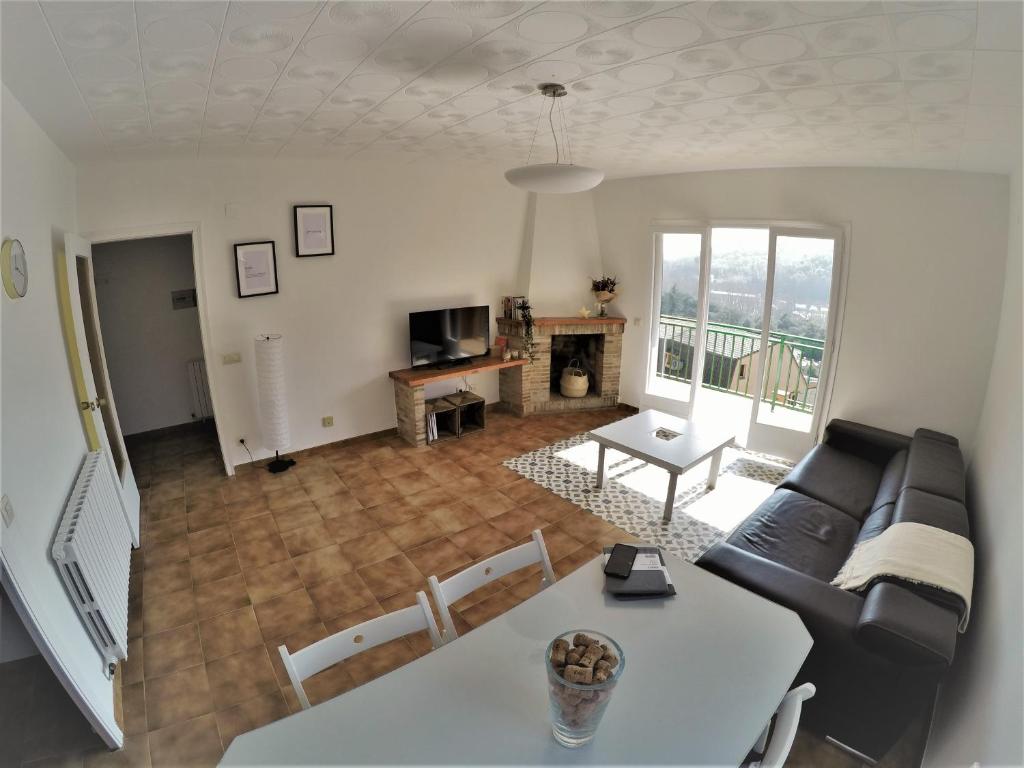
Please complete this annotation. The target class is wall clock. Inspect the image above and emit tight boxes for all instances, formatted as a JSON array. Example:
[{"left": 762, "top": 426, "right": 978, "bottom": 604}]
[{"left": 2, "top": 239, "right": 28, "bottom": 299}]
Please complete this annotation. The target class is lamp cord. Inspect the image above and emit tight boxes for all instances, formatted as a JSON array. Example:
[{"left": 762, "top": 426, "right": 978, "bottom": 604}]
[
  {"left": 558, "top": 95, "right": 573, "bottom": 166},
  {"left": 548, "top": 95, "right": 560, "bottom": 165},
  {"left": 526, "top": 94, "right": 544, "bottom": 165}
]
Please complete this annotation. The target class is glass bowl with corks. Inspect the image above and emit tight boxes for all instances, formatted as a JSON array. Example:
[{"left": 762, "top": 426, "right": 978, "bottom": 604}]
[{"left": 545, "top": 630, "right": 625, "bottom": 748}]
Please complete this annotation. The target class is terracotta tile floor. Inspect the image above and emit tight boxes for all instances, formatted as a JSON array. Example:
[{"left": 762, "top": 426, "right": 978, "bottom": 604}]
[
  {"left": 0, "top": 409, "right": 926, "bottom": 768},
  {"left": 112, "top": 407, "right": 639, "bottom": 766}
]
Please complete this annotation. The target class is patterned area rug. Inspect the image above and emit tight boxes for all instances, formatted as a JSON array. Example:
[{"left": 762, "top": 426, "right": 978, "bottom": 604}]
[{"left": 505, "top": 432, "right": 793, "bottom": 562}]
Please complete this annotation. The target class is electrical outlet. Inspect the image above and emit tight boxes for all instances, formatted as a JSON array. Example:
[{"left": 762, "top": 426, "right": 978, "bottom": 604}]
[
  {"left": 322, "top": 416, "right": 334, "bottom": 428},
  {"left": 222, "top": 352, "right": 242, "bottom": 365},
  {"left": 1, "top": 495, "right": 14, "bottom": 527}
]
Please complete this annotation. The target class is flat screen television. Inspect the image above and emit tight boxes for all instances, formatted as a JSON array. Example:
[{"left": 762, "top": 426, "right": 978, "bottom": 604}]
[{"left": 409, "top": 305, "right": 490, "bottom": 368}]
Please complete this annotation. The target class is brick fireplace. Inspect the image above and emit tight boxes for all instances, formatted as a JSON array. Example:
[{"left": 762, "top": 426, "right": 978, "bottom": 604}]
[{"left": 496, "top": 316, "right": 625, "bottom": 415}]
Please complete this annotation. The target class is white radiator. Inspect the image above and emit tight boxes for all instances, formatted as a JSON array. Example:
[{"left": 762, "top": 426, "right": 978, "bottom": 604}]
[
  {"left": 187, "top": 357, "right": 214, "bottom": 421},
  {"left": 52, "top": 451, "right": 133, "bottom": 675}
]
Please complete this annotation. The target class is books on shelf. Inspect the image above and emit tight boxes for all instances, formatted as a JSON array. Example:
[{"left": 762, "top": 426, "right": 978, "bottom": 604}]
[
  {"left": 602, "top": 546, "right": 676, "bottom": 600},
  {"left": 502, "top": 296, "right": 527, "bottom": 320}
]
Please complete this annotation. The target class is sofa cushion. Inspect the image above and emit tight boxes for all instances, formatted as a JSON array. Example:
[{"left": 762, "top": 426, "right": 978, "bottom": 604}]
[
  {"left": 824, "top": 419, "right": 912, "bottom": 466},
  {"left": 871, "top": 450, "right": 908, "bottom": 513},
  {"left": 856, "top": 503, "right": 894, "bottom": 546},
  {"left": 780, "top": 444, "right": 883, "bottom": 521},
  {"left": 902, "top": 433, "right": 965, "bottom": 504},
  {"left": 892, "top": 488, "right": 970, "bottom": 537},
  {"left": 726, "top": 489, "right": 861, "bottom": 582}
]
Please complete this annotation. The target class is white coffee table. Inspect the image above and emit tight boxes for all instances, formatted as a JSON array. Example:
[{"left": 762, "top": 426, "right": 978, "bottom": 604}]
[{"left": 588, "top": 409, "right": 735, "bottom": 522}]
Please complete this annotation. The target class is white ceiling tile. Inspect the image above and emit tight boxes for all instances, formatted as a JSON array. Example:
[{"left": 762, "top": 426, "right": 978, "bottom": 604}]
[
  {"left": 517, "top": 11, "right": 591, "bottom": 44},
  {"left": 734, "top": 31, "right": 809, "bottom": 64},
  {"left": 693, "top": 0, "right": 795, "bottom": 36},
  {"left": 970, "top": 50, "right": 1023, "bottom": 105},
  {"left": 898, "top": 50, "right": 973, "bottom": 80},
  {"left": 799, "top": 15, "right": 893, "bottom": 56},
  {"left": 629, "top": 16, "right": 705, "bottom": 48},
  {"left": 143, "top": 16, "right": 220, "bottom": 50},
  {"left": 761, "top": 60, "right": 831, "bottom": 88},
  {"left": 830, "top": 54, "right": 899, "bottom": 83},
  {"left": 889, "top": 10, "right": 977, "bottom": 51}
]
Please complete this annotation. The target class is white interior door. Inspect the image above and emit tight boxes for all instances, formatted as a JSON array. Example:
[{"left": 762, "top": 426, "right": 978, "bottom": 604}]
[
  {"left": 746, "top": 227, "right": 844, "bottom": 460},
  {"left": 61, "top": 233, "right": 140, "bottom": 544}
]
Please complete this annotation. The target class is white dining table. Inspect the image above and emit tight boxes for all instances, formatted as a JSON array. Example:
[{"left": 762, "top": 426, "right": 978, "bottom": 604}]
[{"left": 221, "top": 554, "right": 811, "bottom": 767}]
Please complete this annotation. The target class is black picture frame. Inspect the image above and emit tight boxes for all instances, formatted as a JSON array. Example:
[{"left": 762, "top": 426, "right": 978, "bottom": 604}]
[
  {"left": 293, "top": 204, "right": 335, "bottom": 257},
  {"left": 234, "top": 241, "right": 279, "bottom": 298}
]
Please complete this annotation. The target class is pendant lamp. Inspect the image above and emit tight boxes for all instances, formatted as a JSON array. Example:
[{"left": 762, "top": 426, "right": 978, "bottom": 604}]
[{"left": 504, "top": 83, "right": 604, "bottom": 194}]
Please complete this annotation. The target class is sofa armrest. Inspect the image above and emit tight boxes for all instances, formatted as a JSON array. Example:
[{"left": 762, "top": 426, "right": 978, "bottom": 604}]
[
  {"left": 856, "top": 582, "right": 959, "bottom": 667},
  {"left": 823, "top": 419, "right": 912, "bottom": 466},
  {"left": 698, "top": 543, "right": 863, "bottom": 642}
]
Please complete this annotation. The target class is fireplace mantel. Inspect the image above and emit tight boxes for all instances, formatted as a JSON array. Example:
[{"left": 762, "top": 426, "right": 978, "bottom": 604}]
[{"left": 499, "top": 316, "right": 626, "bottom": 328}]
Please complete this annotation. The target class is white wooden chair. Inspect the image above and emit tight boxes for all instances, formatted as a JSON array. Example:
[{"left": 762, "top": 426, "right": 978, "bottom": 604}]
[
  {"left": 750, "top": 683, "right": 816, "bottom": 768},
  {"left": 279, "top": 590, "right": 442, "bottom": 710},
  {"left": 428, "top": 529, "right": 556, "bottom": 643}
]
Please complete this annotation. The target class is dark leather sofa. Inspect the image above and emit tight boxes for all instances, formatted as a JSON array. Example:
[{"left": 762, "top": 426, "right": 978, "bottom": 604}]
[{"left": 697, "top": 419, "right": 971, "bottom": 761}]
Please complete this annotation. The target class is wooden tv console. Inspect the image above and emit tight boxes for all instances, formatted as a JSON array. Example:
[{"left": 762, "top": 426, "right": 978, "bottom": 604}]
[{"left": 388, "top": 354, "right": 528, "bottom": 447}]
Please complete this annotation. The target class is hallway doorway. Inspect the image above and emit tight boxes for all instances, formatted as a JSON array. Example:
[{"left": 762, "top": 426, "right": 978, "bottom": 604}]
[{"left": 90, "top": 234, "right": 222, "bottom": 471}]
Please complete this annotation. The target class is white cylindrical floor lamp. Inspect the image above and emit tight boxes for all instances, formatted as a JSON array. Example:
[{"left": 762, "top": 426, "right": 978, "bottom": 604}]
[{"left": 255, "top": 333, "right": 295, "bottom": 473}]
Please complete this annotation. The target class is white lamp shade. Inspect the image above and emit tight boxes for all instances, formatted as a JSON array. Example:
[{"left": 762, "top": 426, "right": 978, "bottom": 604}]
[
  {"left": 504, "top": 163, "right": 604, "bottom": 194},
  {"left": 254, "top": 334, "right": 290, "bottom": 452}
]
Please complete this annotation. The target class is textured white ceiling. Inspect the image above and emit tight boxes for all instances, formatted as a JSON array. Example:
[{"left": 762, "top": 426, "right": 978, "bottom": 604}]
[{"left": 2, "top": 0, "right": 1021, "bottom": 176}]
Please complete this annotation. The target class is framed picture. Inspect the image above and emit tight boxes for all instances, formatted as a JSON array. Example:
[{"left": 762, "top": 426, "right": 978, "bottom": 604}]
[
  {"left": 293, "top": 204, "right": 334, "bottom": 257},
  {"left": 235, "top": 241, "right": 278, "bottom": 298}
]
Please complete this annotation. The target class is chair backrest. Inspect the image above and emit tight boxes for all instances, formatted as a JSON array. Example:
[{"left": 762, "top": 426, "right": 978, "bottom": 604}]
[
  {"left": 279, "top": 590, "right": 441, "bottom": 710},
  {"left": 757, "top": 683, "right": 816, "bottom": 768},
  {"left": 428, "top": 529, "right": 555, "bottom": 642}
]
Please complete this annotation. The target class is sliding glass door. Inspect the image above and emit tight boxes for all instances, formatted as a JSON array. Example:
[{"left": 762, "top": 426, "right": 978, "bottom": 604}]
[
  {"left": 647, "top": 229, "right": 708, "bottom": 408},
  {"left": 747, "top": 228, "right": 842, "bottom": 458},
  {"left": 648, "top": 224, "right": 844, "bottom": 460}
]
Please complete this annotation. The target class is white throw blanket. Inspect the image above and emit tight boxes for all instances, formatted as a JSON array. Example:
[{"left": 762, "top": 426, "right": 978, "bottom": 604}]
[{"left": 832, "top": 522, "right": 974, "bottom": 632}]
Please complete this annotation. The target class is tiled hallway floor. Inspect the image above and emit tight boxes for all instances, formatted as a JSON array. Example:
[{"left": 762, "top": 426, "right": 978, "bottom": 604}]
[{"left": 2, "top": 409, "right": 926, "bottom": 768}]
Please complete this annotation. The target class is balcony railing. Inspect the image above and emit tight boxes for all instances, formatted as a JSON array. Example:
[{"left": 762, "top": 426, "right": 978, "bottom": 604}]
[{"left": 656, "top": 316, "right": 825, "bottom": 414}]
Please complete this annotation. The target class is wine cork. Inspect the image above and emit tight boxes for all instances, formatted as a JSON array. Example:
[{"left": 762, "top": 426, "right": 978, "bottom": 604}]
[
  {"left": 551, "top": 639, "right": 569, "bottom": 666},
  {"left": 579, "top": 644, "right": 604, "bottom": 668},
  {"left": 563, "top": 665, "right": 593, "bottom": 684},
  {"left": 565, "top": 651, "right": 581, "bottom": 666},
  {"left": 601, "top": 650, "right": 619, "bottom": 668},
  {"left": 596, "top": 660, "right": 612, "bottom": 674},
  {"left": 594, "top": 669, "right": 610, "bottom": 684},
  {"left": 573, "top": 633, "right": 597, "bottom": 648}
]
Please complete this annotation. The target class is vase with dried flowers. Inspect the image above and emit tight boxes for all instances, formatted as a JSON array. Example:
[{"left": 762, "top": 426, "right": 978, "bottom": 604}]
[
  {"left": 591, "top": 276, "right": 618, "bottom": 317},
  {"left": 516, "top": 298, "right": 537, "bottom": 362}
]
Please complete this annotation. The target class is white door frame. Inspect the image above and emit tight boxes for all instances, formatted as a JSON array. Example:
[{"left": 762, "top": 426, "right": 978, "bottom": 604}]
[
  {"left": 645, "top": 219, "right": 851, "bottom": 455},
  {"left": 84, "top": 222, "right": 232, "bottom": 477}
]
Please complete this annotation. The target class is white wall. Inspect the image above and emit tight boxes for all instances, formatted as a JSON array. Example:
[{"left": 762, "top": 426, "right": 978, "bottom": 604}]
[
  {"left": 92, "top": 234, "right": 205, "bottom": 435},
  {"left": 76, "top": 155, "right": 547, "bottom": 467},
  {"left": 525, "top": 193, "right": 603, "bottom": 318},
  {"left": 0, "top": 85, "right": 118, "bottom": 740},
  {"left": 922, "top": 172, "right": 1023, "bottom": 768},
  {"left": 592, "top": 167, "right": 1010, "bottom": 454}
]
